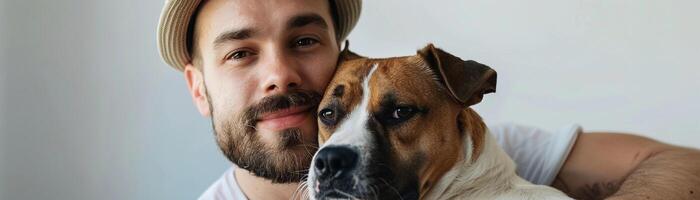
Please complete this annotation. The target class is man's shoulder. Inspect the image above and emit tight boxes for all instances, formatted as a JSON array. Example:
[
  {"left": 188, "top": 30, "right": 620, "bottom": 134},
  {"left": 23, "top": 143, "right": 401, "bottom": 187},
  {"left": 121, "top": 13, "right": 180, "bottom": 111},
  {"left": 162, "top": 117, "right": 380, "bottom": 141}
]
[
  {"left": 489, "top": 123, "right": 582, "bottom": 185},
  {"left": 199, "top": 167, "right": 247, "bottom": 200}
]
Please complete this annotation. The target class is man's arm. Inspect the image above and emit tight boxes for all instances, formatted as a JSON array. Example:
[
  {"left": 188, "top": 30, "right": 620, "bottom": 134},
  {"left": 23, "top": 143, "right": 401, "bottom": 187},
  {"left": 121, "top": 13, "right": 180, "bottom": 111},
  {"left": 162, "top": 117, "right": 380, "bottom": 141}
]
[{"left": 551, "top": 132, "right": 700, "bottom": 200}]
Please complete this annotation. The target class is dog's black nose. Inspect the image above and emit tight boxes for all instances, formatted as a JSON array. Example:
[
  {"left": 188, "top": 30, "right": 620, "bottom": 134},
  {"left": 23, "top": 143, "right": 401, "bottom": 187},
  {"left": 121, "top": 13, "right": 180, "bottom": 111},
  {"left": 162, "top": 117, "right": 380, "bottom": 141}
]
[{"left": 314, "top": 146, "right": 358, "bottom": 178}]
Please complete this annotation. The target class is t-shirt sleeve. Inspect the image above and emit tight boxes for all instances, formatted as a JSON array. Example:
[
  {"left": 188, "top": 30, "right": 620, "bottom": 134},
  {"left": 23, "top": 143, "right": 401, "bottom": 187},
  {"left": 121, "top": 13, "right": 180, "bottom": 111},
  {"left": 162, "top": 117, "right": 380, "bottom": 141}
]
[
  {"left": 489, "top": 123, "right": 582, "bottom": 185},
  {"left": 199, "top": 167, "right": 248, "bottom": 200}
]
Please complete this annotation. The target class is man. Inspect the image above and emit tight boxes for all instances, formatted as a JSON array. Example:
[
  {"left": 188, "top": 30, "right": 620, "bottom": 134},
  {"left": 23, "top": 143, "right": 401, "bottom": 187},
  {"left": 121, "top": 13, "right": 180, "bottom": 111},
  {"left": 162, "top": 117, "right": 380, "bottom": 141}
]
[{"left": 157, "top": 0, "right": 700, "bottom": 199}]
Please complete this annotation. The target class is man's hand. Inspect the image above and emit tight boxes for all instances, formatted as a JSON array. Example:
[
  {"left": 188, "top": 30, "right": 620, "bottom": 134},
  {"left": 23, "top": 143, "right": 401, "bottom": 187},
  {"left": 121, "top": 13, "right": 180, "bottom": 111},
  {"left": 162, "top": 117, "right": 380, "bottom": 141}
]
[{"left": 551, "top": 132, "right": 700, "bottom": 200}]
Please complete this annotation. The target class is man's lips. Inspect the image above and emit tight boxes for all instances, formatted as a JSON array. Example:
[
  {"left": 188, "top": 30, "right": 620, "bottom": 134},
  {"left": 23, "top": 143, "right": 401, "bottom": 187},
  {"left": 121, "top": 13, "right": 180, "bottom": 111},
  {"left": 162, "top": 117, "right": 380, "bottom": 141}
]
[{"left": 256, "top": 105, "right": 313, "bottom": 131}]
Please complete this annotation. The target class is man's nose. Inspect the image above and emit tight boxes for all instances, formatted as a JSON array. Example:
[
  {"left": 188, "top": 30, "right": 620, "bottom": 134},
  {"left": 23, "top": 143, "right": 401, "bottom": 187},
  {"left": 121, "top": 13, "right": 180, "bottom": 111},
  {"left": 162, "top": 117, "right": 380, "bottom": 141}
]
[
  {"left": 314, "top": 146, "right": 359, "bottom": 179},
  {"left": 260, "top": 51, "right": 302, "bottom": 94}
]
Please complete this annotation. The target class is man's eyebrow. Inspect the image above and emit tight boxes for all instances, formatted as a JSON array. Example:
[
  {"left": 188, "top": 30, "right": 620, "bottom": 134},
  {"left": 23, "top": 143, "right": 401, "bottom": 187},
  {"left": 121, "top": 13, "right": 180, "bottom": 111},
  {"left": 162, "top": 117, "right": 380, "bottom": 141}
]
[
  {"left": 213, "top": 28, "right": 256, "bottom": 47},
  {"left": 287, "top": 13, "right": 328, "bottom": 30}
]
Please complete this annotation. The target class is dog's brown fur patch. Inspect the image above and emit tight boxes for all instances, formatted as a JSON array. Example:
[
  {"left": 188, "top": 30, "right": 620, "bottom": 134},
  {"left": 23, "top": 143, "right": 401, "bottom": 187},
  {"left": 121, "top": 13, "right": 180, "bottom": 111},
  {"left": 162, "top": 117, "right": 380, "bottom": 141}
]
[
  {"left": 317, "top": 50, "right": 490, "bottom": 200},
  {"left": 369, "top": 57, "right": 470, "bottom": 199},
  {"left": 317, "top": 58, "right": 372, "bottom": 144}
]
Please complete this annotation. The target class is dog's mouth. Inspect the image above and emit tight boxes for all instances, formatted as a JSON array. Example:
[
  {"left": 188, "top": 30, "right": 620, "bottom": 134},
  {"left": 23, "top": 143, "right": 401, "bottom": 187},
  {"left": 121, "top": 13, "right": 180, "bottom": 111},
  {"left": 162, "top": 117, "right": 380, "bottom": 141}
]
[
  {"left": 312, "top": 172, "right": 369, "bottom": 199},
  {"left": 316, "top": 190, "right": 359, "bottom": 200},
  {"left": 311, "top": 173, "right": 419, "bottom": 200}
]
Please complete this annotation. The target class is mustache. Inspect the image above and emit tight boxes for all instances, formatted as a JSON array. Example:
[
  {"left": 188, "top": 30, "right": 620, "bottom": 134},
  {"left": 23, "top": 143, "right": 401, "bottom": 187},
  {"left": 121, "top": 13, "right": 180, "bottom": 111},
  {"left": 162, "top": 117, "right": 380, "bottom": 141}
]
[{"left": 240, "top": 89, "right": 322, "bottom": 130}]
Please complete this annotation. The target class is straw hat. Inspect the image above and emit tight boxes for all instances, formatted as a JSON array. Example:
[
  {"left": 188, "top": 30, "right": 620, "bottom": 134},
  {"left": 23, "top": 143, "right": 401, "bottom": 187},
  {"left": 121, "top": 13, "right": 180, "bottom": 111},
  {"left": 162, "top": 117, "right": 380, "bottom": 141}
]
[{"left": 157, "top": 0, "right": 362, "bottom": 71}]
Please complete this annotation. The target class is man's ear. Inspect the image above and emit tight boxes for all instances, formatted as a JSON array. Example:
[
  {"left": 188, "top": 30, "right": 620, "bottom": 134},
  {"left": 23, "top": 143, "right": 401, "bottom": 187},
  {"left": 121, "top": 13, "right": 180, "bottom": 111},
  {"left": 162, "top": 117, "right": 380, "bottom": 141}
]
[
  {"left": 417, "top": 44, "right": 497, "bottom": 107},
  {"left": 339, "top": 40, "right": 364, "bottom": 62},
  {"left": 184, "top": 63, "right": 211, "bottom": 117}
]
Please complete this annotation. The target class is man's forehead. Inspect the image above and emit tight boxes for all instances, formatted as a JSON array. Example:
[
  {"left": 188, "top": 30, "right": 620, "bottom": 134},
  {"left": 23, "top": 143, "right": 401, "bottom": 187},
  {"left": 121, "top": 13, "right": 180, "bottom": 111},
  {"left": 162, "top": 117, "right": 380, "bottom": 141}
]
[{"left": 196, "top": 0, "right": 333, "bottom": 43}]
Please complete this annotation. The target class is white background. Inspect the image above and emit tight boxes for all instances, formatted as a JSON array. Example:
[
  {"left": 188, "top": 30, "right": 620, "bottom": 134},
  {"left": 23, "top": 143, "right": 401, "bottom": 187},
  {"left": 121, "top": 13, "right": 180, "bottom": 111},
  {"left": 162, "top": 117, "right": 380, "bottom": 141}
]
[{"left": 1, "top": 0, "right": 698, "bottom": 199}]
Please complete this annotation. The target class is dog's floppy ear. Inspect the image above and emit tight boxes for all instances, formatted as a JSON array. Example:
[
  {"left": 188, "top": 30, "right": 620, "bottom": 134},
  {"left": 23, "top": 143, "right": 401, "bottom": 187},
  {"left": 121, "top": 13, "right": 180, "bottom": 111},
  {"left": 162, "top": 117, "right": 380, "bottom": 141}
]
[
  {"left": 418, "top": 44, "right": 497, "bottom": 107},
  {"left": 339, "top": 40, "right": 364, "bottom": 62}
]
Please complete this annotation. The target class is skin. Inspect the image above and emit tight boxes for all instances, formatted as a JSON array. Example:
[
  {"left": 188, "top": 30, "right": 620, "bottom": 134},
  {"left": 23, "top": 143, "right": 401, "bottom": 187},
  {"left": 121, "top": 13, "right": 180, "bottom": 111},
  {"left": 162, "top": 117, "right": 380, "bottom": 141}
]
[
  {"left": 184, "top": 0, "right": 338, "bottom": 199},
  {"left": 553, "top": 133, "right": 700, "bottom": 200},
  {"left": 181, "top": 0, "right": 700, "bottom": 199}
]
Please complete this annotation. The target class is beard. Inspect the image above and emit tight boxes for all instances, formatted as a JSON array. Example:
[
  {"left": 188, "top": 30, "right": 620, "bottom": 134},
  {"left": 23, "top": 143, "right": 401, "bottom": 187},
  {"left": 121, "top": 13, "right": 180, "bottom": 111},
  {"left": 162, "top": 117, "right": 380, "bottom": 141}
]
[{"left": 208, "top": 89, "right": 322, "bottom": 183}]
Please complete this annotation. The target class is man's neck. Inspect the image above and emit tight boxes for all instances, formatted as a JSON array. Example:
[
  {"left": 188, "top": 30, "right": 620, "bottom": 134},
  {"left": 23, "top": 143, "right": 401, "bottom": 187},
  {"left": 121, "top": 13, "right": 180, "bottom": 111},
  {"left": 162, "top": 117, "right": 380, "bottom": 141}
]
[{"left": 234, "top": 167, "right": 305, "bottom": 200}]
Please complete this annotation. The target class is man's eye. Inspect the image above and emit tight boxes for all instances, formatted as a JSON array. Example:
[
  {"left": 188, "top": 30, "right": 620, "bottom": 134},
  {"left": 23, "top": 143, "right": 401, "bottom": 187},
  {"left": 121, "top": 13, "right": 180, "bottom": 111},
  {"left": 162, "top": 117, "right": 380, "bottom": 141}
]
[
  {"left": 226, "top": 50, "right": 254, "bottom": 60},
  {"left": 294, "top": 37, "right": 319, "bottom": 48}
]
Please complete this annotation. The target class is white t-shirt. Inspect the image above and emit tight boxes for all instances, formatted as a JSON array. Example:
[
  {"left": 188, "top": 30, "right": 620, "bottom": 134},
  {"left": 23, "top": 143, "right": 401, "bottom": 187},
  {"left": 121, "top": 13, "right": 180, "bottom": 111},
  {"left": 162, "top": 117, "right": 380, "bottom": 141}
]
[{"left": 199, "top": 123, "right": 582, "bottom": 200}]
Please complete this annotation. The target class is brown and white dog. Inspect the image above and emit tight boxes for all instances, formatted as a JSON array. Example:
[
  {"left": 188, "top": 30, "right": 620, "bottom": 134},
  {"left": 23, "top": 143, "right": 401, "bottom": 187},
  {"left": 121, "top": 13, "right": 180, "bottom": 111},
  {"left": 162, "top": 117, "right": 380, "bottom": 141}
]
[{"left": 306, "top": 43, "right": 572, "bottom": 200}]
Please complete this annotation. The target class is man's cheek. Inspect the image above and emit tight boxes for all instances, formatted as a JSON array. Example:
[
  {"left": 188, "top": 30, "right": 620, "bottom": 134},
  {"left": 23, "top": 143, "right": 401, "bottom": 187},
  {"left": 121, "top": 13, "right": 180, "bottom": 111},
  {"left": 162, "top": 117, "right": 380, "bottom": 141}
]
[
  {"left": 304, "top": 54, "right": 338, "bottom": 90},
  {"left": 214, "top": 92, "right": 246, "bottom": 116}
]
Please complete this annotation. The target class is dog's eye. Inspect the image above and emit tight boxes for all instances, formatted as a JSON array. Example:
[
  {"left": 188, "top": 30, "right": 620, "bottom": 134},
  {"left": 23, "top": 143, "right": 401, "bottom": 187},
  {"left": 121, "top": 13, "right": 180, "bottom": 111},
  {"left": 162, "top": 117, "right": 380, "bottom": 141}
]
[
  {"left": 321, "top": 109, "right": 335, "bottom": 118},
  {"left": 376, "top": 105, "right": 422, "bottom": 126},
  {"left": 392, "top": 107, "right": 416, "bottom": 120},
  {"left": 319, "top": 108, "right": 337, "bottom": 126}
]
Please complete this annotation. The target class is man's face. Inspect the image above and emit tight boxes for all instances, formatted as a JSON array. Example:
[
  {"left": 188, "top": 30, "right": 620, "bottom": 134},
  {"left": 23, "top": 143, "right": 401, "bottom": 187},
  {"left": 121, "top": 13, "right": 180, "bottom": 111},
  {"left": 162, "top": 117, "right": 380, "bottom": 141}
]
[{"left": 185, "top": 0, "right": 340, "bottom": 183}]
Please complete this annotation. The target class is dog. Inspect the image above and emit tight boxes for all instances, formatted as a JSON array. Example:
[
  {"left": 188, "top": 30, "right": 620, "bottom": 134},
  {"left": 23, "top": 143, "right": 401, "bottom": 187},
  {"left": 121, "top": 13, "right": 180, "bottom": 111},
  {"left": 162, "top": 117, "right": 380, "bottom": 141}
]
[{"left": 306, "top": 42, "right": 572, "bottom": 200}]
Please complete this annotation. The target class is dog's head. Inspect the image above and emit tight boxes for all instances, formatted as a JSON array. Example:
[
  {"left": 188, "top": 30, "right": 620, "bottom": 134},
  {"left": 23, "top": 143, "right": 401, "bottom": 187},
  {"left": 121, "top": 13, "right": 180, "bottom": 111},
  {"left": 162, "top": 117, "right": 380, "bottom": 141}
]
[{"left": 307, "top": 42, "right": 496, "bottom": 200}]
